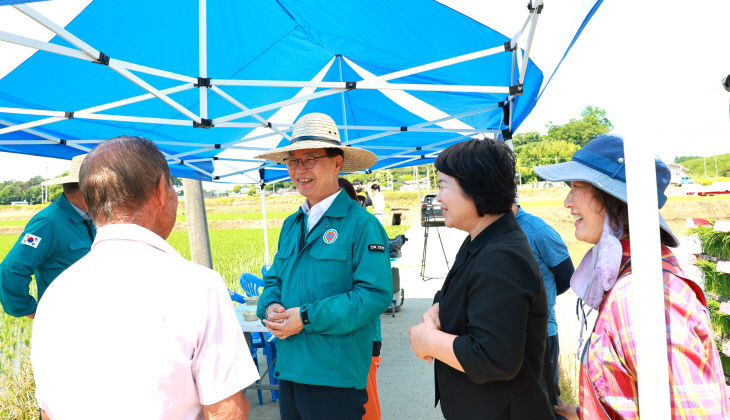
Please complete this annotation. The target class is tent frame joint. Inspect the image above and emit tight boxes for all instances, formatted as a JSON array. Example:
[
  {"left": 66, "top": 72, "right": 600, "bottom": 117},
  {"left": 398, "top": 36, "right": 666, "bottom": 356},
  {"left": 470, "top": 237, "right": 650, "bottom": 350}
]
[
  {"left": 527, "top": 2, "right": 544, "bottom": 14},
  {"left": 193, "top": 118, "right": 214, "bottom": 128},
  {"left": 501, "top": 129, "right": 512, "bottom": 140},
  {"left": 504, "top": 41, "right": 516, "bottom": 52},
  {"left": 345, "top": 81, "right": 357, "bottom": 90},
  {"left": 65, "top": 111, "right": 74, "bottom": 119},
  {"left": 509, "top": 84, "right": 523, "bottom": 96},
  {"left": 195, "top": 77, "right": 211, "bottom": 88},
  {"left": 94, "top": 52, "right": 110, "bottom": 66}
]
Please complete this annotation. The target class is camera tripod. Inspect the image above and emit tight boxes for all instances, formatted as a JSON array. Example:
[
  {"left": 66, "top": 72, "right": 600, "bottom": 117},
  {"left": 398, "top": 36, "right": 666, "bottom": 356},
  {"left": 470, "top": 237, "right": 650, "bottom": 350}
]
[{"left": 420, "top": 211, "right": 450, "bottom": 281}]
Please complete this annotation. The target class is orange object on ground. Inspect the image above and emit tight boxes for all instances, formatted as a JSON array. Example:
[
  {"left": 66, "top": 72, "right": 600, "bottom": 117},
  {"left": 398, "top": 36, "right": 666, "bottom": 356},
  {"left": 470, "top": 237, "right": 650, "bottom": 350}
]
[{"left": 363, "top": 356, "right": 382, "bottom": 420}]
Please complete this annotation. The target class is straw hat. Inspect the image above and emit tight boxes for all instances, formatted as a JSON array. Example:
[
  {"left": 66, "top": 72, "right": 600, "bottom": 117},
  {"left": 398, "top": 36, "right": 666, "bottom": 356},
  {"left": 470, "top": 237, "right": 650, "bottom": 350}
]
[
  {"left": 255, "top": 113, "right": 377, "bottom": 172},
  {"left": 41, "top": 154, "right": 86, "bottom": 186}
]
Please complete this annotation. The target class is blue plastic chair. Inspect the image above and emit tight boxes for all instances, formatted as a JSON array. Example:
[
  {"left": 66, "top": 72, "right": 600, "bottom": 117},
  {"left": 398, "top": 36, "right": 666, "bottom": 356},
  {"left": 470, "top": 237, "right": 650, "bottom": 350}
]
[
  {"left": 239, "top": 272, "right": 279, "bottom": 403},
  {"left": 228, "top": 289, "right": 246, "bottom": 304},
  {"left": 240, "top": 273, "right": 265, "bottom": 298}
]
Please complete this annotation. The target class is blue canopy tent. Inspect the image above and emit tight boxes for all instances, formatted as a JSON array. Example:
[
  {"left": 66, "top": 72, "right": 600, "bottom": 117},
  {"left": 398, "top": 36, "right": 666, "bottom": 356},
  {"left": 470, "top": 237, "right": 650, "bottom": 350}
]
[{"left": 0, "top": 0, "right": 602, "bottom": 184}]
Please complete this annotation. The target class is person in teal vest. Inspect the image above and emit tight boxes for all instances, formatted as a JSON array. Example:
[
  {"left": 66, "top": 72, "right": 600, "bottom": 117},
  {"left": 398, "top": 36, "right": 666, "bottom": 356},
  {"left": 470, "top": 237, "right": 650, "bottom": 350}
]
[
  {"left": 0, "top": 154, "right": 94, "bottom": 318},
  {"left": 256, "top": 113, "right": 392, "bottom": 420}
]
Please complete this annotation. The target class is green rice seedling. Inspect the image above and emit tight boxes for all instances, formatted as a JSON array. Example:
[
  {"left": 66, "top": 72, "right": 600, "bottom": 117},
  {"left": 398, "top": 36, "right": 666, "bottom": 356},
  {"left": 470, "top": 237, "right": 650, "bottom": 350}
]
[
  {"left": 708, "top": 299, "right": 730, "bottom": 341},
  {"left": 0, "top": 349, "right": 36, "bottom": 420},
  {"left": 697, "top": 260, "right": 730, "bottom": 300},
  {"left": 558, "top": 347, "right": 579, "bottom": 405},
  {"left": 689, "top": 226, "right": 730, "bottom": 260},
  {"left": 167, "top": 228, "right": 281, "bottom": 291}
]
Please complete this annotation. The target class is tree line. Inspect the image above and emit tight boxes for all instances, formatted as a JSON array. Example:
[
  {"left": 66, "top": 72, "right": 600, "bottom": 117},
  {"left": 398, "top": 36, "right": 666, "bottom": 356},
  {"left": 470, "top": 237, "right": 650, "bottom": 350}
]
[
  {"left": 512, "top": 105, "right": 613, "bottom": 183},
  {"left": 0, "top": 176, "right": 62, "bottom": 205}
]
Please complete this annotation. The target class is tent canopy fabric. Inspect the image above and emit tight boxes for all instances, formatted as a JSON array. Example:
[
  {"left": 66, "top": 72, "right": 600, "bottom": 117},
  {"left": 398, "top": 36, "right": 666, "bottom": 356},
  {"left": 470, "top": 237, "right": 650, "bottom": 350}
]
[{"left": 0, "top": 0, "right": 602, "bottom": 183}]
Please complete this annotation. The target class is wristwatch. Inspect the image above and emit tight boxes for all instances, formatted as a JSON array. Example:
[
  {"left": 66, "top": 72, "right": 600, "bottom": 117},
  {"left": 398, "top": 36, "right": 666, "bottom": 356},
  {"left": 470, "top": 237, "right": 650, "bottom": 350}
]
[{"left": 300, "top": 304, "right": 311, "bottom": 325}]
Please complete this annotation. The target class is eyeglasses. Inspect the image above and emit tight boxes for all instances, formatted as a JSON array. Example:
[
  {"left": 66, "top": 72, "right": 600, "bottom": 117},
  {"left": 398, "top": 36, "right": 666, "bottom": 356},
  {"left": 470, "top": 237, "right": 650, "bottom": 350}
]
[{"left": 284, "top": 155, "right": 330, "bottom": 170}]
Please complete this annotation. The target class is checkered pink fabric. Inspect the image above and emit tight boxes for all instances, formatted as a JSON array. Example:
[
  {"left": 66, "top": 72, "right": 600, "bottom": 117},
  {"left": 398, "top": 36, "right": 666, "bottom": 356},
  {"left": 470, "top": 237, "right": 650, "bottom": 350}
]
[{"left": 587, "top": 240, "right": 730, "bottom": 419}]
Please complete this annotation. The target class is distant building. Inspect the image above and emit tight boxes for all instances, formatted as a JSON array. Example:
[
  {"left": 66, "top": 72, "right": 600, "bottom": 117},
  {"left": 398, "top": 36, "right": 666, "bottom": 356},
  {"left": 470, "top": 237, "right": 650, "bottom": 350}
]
[
  {"left": 668, "top": 163, "right": 690, "bottom": 185},
  {"left": 10, "top": 201, "right": 29, "bottom": 205}
]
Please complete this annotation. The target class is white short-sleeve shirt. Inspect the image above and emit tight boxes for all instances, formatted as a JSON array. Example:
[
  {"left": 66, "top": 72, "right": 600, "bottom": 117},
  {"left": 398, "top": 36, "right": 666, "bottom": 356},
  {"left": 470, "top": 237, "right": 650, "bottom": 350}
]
[{"left": 31, "top": 224, "right": 259, "bottom": 420}]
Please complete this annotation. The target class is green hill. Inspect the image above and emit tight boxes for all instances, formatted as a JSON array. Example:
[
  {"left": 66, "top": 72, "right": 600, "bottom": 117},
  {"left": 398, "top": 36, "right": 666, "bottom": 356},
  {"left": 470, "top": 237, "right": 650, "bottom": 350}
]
[{"left": 677, "top": 153, "right": 730, "bottom": 178}]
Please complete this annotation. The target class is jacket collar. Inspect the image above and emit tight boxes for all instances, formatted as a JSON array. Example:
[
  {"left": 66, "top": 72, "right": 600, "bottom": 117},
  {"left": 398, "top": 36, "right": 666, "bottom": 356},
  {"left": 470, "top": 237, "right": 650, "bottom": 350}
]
[
  {"left": 57, "top": 194, "right": 88, "bottom": 225},
  {"left": 465, "top": 212, "right": 517, "bottom": 255}
]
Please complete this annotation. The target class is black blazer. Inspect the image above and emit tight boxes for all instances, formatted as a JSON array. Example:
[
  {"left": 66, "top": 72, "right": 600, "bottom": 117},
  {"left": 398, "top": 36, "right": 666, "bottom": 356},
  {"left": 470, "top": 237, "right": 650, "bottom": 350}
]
[{"left": 434, "top": 212, "right": 554, "bottom": 420}]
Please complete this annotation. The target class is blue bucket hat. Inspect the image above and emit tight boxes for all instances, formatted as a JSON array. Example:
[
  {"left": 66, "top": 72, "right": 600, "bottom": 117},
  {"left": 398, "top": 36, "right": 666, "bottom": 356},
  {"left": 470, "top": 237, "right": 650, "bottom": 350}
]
[{"left": 534, "top": 134, "right": 678, "bottom": 247}]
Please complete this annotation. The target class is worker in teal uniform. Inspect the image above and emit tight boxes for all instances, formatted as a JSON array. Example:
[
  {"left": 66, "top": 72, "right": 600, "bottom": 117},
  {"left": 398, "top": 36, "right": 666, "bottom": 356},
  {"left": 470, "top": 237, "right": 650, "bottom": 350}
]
[
  {"left": 256, "top": 113, "right": 392, "bottom": 420},
  {"left": 0, "top": 154, "right": 94, "bottom": 318}
]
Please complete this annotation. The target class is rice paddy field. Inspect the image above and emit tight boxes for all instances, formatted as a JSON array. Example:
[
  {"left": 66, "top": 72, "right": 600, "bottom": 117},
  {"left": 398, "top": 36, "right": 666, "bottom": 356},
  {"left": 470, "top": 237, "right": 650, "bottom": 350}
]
[{"left": 0, "top": 188, "right": 727, "bottom": 417}]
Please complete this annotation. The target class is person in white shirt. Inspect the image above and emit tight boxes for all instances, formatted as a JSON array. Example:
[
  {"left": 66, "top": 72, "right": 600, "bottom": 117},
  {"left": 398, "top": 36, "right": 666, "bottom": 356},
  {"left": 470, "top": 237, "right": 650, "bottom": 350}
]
[
  {"left": 31, "top": 136, "right": 259, "bottom": 420},
  {"left": 371, "top": 184, "right": 385, "bottom": 224}
]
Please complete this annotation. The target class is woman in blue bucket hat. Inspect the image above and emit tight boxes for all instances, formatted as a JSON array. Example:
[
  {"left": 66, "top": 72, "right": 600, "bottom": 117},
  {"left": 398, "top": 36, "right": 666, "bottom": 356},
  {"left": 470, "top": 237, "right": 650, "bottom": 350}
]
[{"left": 535, "top": 135, "right": 729, "bottom": 419}]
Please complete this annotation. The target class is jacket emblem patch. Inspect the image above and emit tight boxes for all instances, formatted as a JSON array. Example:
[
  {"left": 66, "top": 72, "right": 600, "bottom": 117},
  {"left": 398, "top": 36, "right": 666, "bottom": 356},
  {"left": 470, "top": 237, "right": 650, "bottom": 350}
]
[
  {"left": 21, "top": 233, "right": 42, "bottom": 248},
  {"left": 368, "top": 244, "right": 385, "bottom": 252},
  {"left": 322, "top": 228, "right": 338, "bottom": 244}
]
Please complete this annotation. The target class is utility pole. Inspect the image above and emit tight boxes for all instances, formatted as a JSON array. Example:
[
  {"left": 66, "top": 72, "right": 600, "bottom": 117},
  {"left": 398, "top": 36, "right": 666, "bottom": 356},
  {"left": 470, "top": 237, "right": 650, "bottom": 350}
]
[
  {"left": 715, "top": 157, "right": 719, "bottom": 177},
  {"left": 426, "top": 166, "right": 431, "bottom": 190},
  {"left": 182, "top": 179, "right": 213, "bottom": 269}
]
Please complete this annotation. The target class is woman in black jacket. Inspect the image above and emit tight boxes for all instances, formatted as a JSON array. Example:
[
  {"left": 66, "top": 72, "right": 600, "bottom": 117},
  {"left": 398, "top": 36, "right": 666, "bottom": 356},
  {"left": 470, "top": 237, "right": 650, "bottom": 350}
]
[{"left": 408, "top": 139, "right": 554, "bottom": 419}]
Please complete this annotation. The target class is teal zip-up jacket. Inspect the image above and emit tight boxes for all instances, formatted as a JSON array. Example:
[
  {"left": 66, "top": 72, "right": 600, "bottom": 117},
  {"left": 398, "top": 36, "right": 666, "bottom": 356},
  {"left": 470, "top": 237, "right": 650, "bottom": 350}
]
[
  {"left": 0, "top": 195, "right": 95, "bottom": 317},
  {"left": 257, "top": 190, "right": 392, "bottom": 389}
]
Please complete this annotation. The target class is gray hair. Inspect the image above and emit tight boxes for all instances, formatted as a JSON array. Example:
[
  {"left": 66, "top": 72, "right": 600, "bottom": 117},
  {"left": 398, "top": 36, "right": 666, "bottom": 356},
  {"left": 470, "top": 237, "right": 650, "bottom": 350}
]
[{"left": 79, "top": 136, "right": 171, "bottom": 224}]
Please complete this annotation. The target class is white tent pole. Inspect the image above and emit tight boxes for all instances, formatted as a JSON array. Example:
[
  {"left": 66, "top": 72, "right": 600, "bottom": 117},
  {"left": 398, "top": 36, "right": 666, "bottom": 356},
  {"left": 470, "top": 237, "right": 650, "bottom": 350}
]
[
  {"left": 209, "top": 85, "right": 292, "bottom": 140},
  {"left": 180, "top": 0, "right": 214, "bottom": 272},
  {"left": 260, "top": 185, "right": 270, "bottom": 266},
  {"left": 81, "top": 84, "right": 194, "bottom": 114},
  {"left": 74, "top": 114, "right": 192, "bottom": 125},
  {"left": 0, "top": 28, "right": 194, "bottom": 84},
  {"left": 11, "top": 5, "right": 201, "bottom": 122},
  {"left": 109, "top": 65, "right": 202, "bottom": 123},
  {"left": 199, "top": 0, "right": 207, "bottom": 120},
  {"left": 212, "top": 79, "right": 507, "bottom": 93},
  {"left": 518, "top": 9, "right": 541, "bottom": 86},
  {"left": 338, "top": 56, "right": 349, "bottom": 143},
  {"left": 0, "top": 116, "right": 65, "bottom": 135},
  {"left": 0, "top": 30, "right": 90, "bottom": 61},
  {"left": 14, "top": 4, "right": 100, "bottom": 61},
  {"left": 214, "top": 88, "right": 346, "bottom": 124},
  {"left": 359, "top": 46, "right": 503, "bottom": 86},
  {"left": 624, "top": 137, "right": 671, "bottom": 417},
  {"left": 0, "top": 84, "right": 194, "bottom": 123},
  {"left": 0, "top": 107, "right": 65, "bottom": 117}
]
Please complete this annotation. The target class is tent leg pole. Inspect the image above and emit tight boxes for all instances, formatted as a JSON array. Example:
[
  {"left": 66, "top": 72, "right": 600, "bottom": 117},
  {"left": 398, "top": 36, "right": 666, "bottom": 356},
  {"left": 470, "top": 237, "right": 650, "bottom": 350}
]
[
  {"left": 182, "top": 178, "right": 213, "bottom": 269},
  {"left": 260, "top": 185, "right": 270, "bottom": 266}
]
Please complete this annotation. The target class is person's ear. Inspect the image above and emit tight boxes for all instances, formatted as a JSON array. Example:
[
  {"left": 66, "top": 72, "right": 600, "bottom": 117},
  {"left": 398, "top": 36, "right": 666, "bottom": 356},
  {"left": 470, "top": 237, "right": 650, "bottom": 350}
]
[
  {"left": 334, "top": 155, "right": 343, "bottom": 172},
  {"left": 154, "top": 176, "right": 168, "bottom": 210}
]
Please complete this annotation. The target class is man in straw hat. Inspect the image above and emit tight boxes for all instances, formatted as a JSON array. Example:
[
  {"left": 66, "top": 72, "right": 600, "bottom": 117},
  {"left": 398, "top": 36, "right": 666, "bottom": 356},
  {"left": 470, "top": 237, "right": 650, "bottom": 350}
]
[
  {"left": 255, "top": 113, "right": 393, "bottom": 419},
  {"left": 0, "top": 154, "right": 94, "bottom": 318}
]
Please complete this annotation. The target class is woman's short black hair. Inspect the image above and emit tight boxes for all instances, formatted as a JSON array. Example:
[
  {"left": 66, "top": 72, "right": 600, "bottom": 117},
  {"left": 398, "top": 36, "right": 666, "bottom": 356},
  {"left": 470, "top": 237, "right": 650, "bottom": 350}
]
[
  {"left": 435, "top": 139, "right": 516, "bottom": 216},
  {"left": 338, "top": 178, "right": 358, "bottom": 201}
]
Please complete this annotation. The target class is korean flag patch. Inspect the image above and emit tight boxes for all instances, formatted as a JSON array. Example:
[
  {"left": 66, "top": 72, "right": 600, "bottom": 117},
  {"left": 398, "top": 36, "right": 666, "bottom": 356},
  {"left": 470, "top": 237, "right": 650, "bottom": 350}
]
[{"left": 21, "top": 233, "right": 42, "bottom": 248}]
